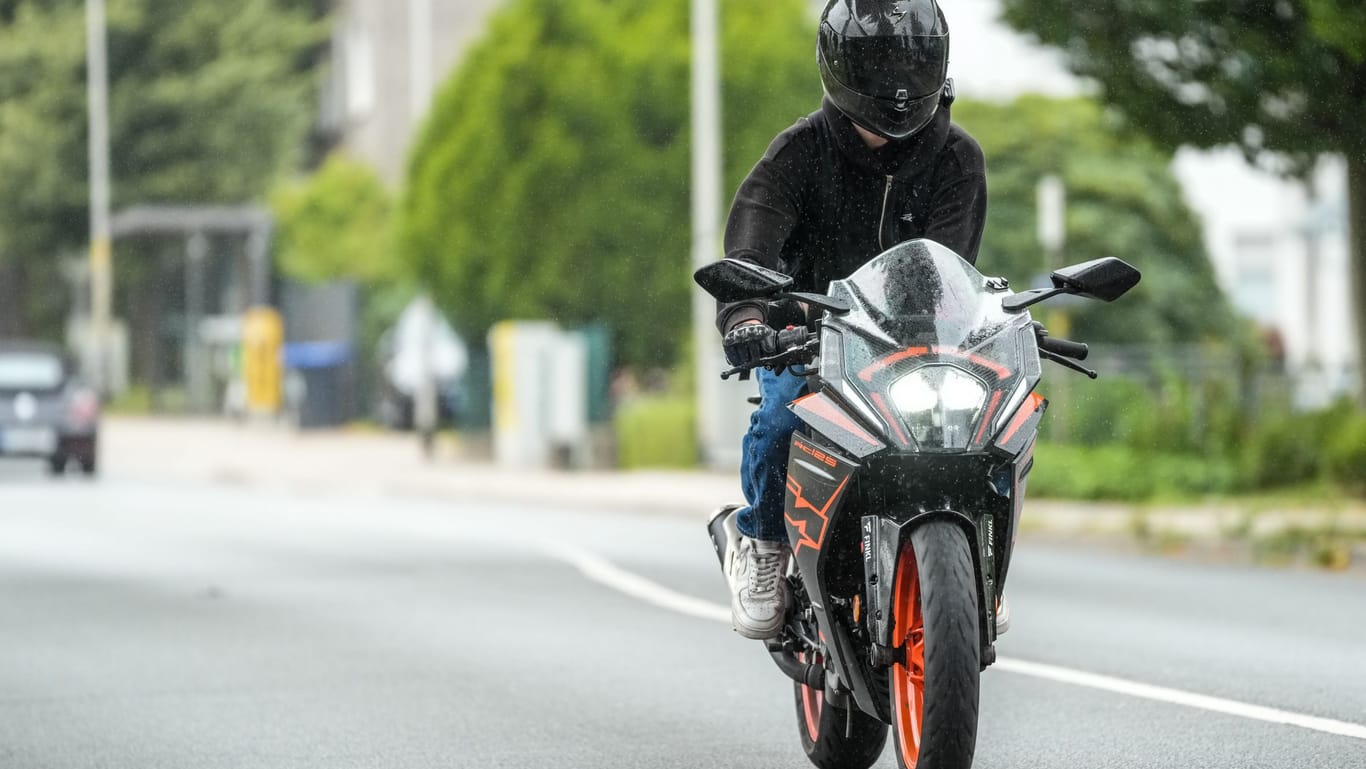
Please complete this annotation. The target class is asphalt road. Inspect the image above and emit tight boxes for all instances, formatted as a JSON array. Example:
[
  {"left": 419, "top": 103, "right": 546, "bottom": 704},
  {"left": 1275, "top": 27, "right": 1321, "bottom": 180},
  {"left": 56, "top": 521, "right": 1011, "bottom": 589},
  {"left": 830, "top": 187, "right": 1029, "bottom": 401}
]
[{"left": 2, "top": 461, "right": 1364, "bottom": 768}]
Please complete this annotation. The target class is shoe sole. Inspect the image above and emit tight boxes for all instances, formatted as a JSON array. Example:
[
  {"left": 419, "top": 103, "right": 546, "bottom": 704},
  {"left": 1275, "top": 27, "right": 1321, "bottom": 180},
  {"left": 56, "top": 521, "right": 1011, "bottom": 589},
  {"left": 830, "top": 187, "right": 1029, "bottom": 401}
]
[{"left": 732, "top": 606, "right": 784, "bottom": 639}]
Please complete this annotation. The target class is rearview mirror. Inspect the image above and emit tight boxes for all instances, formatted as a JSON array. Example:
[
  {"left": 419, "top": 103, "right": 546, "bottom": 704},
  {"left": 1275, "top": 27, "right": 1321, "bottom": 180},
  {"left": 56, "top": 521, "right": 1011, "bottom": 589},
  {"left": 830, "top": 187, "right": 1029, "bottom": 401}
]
[
  {"left": 1050, "top": 257, "right": 1141, "bottom": 302},
  {"left": 693, "top": 259, "right": 794, "bottom": 303}
]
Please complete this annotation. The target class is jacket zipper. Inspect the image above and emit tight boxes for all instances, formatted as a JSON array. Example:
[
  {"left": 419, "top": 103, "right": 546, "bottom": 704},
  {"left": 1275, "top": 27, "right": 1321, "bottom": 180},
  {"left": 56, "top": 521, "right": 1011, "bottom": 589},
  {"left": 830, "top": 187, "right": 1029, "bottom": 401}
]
[{"left": 877, "top": 174, "right": 894, "bottom": 250}]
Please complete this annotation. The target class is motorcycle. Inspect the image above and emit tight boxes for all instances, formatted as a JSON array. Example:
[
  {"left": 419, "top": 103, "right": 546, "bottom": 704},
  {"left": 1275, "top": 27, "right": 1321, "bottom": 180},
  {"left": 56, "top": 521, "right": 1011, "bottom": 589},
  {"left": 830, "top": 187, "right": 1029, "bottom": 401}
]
[{"left": 697, "top": 239, "right": 1140, "bottom": 769}]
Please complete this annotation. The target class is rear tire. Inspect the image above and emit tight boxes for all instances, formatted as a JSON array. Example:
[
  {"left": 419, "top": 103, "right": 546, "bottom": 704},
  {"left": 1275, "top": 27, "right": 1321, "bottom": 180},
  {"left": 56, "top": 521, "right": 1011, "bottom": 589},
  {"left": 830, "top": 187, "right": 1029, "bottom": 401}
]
[
  {"left": 793, "top": 652, "right": 887, "bottom": 769},
  {"left": 79, "top": 455, "right": 96, "bottom": 476},
  {"left": 47, "top": 454, "right": 66, "bottom": 476},
  {"left": 889, "top": 519, "right": 980, "bottom": 769}
]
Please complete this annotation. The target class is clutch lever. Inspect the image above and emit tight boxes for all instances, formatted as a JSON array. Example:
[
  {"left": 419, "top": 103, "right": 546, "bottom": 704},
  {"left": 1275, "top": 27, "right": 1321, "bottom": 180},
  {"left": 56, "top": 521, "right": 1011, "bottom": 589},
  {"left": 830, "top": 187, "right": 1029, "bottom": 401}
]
[{"left": 1039, "top": 349, "right": 1098, "bottom": 379}]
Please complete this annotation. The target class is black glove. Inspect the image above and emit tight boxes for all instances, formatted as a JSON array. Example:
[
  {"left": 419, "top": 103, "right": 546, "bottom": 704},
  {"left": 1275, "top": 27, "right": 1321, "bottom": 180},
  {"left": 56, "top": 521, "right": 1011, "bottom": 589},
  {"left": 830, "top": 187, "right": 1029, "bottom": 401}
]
[{"left": 723, "top": 323, "right": 777, "bottom": 368}]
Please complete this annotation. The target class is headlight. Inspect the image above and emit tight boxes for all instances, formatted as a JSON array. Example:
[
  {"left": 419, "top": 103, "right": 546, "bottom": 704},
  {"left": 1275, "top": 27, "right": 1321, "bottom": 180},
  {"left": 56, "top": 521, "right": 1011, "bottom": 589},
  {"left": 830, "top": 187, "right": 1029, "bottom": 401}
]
[{"left": 888, "top": 365, "right": 988, "bottom": 449}]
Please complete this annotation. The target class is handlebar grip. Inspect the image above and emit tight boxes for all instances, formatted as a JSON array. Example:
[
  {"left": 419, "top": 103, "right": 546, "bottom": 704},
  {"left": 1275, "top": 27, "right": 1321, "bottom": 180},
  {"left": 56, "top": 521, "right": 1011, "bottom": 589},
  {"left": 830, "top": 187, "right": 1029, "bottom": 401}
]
[
  {"left": 1038, "top": 335, "right": 1089, "bottom": 361},
  {"left": 776, "top": 327, "right": 809, "bottom": 350}
]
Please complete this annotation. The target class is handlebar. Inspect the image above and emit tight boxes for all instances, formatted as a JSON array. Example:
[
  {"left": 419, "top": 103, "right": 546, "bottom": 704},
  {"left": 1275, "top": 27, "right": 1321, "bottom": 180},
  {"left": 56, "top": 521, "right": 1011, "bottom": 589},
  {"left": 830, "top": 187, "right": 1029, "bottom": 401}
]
[
  {"left": 1037, "top": 334, "right": 1089, "bottom": 361},
  {"left": 721, "top": 326, "right": 817, "bottom": 381},
  {"left": 1032, "top": 322, "right": 1097, "bottom": 378}
]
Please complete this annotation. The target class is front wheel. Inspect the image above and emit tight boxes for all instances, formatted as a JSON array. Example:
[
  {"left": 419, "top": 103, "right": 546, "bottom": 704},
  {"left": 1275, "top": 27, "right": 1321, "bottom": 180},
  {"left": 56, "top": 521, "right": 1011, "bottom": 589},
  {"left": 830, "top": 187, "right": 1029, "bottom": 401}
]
[
  {"left": 793, "top": 651, "right": 887, "bottom": 769},
  {"left": 889, "top": 519, "right": 981, "bottom": 769}
]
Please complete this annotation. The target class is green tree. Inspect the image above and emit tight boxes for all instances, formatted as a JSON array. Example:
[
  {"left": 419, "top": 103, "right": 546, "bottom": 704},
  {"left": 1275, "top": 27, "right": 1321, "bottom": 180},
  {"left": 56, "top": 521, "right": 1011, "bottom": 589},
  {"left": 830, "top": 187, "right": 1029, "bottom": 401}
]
[
  {"left": 0, "top": 0, "right": 325, "bottom": 336},
  {"left": 398, "top": 0, "right": 819, "bottom": 367},
  {"left": 954, "top": 95, "right": 1235, "bottom": 343},
  {"left": 271, "top": 153, "right": 395, "bottom": 286},
  {"left": 999, "top": 0, "right": 1366, "bottom": 395}
]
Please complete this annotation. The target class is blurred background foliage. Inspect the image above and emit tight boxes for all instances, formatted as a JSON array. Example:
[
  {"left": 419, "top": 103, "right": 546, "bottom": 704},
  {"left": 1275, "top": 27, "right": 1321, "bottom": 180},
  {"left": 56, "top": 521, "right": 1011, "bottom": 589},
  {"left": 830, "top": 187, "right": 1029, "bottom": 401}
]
[
  {"left": 0, "top": 0, "right": 1358, "bottom": 497},
  {"left": 999, "top": 0, "right": 1366, "bottom": 404},
  {"left": 397, "top": 0, "right": 820, "bottom": 368},
  {"left": 271, "top": 153, "right": 394, "bottom": 287},
  {"left": 0, "top": 0, "right": 327, "bottom": 336},
  {"left": 954, "top": 95, "right": 1237, "bottom": 344}
]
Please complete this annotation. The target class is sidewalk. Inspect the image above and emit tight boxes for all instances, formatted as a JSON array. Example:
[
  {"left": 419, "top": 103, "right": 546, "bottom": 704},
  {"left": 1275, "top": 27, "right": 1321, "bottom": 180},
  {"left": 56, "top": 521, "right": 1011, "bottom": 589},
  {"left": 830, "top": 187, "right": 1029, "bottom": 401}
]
[
  {"left": 103, "top": 416, "right": 742, "bottom": 518},
  {"left": 103, "top": 417, "right": 1366, "bottom": 561}
]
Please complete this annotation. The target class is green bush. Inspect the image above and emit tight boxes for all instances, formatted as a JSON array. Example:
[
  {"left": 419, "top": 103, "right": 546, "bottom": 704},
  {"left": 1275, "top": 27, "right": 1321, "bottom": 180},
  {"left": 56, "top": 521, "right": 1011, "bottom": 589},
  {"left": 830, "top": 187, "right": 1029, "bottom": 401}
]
[
  {"left": 1041, "top": 376, "right": 1155, "bottom": 448},
  {"left": 1042, "top": 371, "right": 1252, "bottom": 460},
  {"left": 1324, "top": 413, "right": 1366, "bottom": 496},
  {"left": 614, "top": 395, "right": 697, "bottom": 469},
  {"left": 1242, "top": 401, "right": 1354, "bottom": 489},
  {"left": 1028, "top": 442, "right": 1242, "bottom": 501}
]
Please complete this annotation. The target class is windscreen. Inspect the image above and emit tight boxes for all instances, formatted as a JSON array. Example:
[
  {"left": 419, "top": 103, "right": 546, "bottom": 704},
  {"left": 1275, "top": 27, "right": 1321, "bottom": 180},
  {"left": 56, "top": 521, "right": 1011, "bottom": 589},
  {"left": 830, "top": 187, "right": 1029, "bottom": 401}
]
[
  {"left": 0, "top": 352, "right": 65, "bottom": 390},
  {"left": 828, "top": 239, "right": 1012, "bottom": 351}
]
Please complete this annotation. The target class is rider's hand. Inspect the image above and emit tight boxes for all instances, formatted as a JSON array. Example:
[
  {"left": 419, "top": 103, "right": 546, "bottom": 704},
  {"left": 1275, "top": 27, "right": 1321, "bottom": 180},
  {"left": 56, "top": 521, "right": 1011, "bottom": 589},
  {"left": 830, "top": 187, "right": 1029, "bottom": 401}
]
[{"left": 723, "top": 321, "right": 777, "bottom": 368}]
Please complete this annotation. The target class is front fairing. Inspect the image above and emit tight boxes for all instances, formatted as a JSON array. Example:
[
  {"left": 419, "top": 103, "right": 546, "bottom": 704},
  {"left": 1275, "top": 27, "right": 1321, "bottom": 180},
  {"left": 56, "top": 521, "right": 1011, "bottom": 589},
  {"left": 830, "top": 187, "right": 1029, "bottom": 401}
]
[{"left": 819, "top": 239, "right": 1039, "bottom": 453}]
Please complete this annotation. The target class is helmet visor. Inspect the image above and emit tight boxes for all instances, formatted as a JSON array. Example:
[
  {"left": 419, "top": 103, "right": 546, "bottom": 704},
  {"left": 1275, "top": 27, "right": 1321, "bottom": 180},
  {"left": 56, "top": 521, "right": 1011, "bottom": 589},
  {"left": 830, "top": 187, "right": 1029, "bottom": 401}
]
[{"left": 822, "top": 33, "right": 948, "bottom": 100}]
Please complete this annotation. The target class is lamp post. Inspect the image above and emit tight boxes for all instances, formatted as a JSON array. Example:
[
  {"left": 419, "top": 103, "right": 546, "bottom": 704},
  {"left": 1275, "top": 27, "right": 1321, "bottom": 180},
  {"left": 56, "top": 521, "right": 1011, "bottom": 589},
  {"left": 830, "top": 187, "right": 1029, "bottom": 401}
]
[
  {"left": 85, "top": 0, "right": 112, "bottom": 394},
  {"left": 691, "top": 0, "right": 726, "bottom": 467}
]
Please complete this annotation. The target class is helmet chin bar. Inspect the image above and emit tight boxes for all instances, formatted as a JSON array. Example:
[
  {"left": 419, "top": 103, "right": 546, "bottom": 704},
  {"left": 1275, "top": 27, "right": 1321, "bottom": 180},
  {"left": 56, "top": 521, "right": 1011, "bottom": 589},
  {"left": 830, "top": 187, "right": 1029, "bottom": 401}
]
[{"left": 834, "top": 79, "right": 956, "bottom": 142}]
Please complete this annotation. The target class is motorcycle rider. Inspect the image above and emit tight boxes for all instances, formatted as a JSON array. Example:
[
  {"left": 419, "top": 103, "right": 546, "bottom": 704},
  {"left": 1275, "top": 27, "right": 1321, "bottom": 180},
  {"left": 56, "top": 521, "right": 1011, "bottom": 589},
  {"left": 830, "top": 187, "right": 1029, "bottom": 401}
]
[{"left": 719, "top": 0, "right": 988, "bottom": 639}]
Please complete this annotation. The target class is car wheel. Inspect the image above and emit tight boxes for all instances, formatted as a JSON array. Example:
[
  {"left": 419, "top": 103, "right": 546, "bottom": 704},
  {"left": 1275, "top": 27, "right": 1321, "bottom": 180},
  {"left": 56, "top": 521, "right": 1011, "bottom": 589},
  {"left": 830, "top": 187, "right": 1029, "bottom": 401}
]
[
  {"left": 79, "top": 455, "right": 97, "bottom": 476},
  {"left": 47, "top": 454, "right": 67, "bottom": 476}
]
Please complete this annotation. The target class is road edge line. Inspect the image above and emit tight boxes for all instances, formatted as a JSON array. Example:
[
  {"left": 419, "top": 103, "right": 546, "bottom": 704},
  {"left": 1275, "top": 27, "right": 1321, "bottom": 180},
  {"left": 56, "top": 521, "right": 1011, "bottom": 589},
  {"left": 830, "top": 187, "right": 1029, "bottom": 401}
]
[{"left": 542, "top": 540, "right": 1366, "bottom": 743}]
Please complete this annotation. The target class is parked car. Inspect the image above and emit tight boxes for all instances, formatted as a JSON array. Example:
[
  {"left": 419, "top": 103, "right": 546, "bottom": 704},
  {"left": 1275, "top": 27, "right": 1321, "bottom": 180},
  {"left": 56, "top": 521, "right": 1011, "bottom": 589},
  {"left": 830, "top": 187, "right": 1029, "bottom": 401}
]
[{"left": 0, "top": 342, "right": 99, "bottom": 475}]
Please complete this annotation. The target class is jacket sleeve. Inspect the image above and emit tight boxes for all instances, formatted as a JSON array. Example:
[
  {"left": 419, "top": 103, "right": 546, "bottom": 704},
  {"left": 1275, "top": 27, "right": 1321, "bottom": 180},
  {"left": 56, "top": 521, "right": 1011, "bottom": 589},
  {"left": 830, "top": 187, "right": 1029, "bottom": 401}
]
[
  {"left": 921, "top": 133, "right": 988, "bottom": 266},
  {"left": 715, "top": 128, "right": 809, "bottom": 333}
]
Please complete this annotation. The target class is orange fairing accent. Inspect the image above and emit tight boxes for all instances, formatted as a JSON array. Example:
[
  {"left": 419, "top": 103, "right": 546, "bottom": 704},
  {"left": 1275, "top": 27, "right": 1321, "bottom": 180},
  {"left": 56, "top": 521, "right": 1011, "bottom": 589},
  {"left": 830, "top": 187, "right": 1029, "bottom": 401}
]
[
  {"left": 891, "top": 542, "right": 926, "bottom": 767},
  {"left": 859, "top": 345, "right": 1012, "bottom": 383},
  {"left": 999, "top": 392, "right": 1045, "bottom": 445},
  {"left": 792, "top": 393, "right": 881, "bottom": 447},
  {"left": 858, "top": 346, "right": 929, "bottom": 382},
  {"left": 784, "top": 474, "right": 851, "bottom": 555}
]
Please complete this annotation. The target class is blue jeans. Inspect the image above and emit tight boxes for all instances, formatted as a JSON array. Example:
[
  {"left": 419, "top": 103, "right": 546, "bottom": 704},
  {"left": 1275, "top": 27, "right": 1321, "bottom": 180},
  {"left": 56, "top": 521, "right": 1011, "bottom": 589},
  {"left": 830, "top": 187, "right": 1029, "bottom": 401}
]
[{"left": 736, "top": 368, "right": 809, "bottom": 542}]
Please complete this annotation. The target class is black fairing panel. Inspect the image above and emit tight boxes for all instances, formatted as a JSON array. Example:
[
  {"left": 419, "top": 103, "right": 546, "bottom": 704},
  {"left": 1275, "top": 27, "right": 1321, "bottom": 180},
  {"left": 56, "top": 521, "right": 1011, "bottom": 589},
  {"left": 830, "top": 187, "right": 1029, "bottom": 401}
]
[{"left": 784, "top": 433, "right": 886, "bottom": 716}]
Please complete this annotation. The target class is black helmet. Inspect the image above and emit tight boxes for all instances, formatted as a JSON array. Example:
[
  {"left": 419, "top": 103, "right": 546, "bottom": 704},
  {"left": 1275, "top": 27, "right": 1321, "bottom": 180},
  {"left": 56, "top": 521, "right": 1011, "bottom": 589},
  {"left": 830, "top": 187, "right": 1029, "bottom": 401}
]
[{"left": 818, "top": 0, "right": 950, "bottom": 140}]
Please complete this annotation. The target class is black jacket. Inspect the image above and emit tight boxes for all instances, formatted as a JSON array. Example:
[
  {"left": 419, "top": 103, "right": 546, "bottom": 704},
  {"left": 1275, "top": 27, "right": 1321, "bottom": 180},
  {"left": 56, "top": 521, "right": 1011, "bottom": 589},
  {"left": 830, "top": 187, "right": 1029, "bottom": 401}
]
[{"left": 717, "top": 98, "right": 987, "bottom": 332}]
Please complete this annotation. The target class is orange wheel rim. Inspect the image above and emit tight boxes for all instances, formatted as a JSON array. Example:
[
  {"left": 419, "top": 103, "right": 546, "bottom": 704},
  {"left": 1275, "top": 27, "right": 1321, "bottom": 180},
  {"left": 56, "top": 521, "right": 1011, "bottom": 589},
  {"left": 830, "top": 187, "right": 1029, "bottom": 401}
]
[
  {"left": 798, "top": 651, "right": 823, "bottom": 740},
  {"left": 891, "top": 544, "right": 926, "bottom": 767}
]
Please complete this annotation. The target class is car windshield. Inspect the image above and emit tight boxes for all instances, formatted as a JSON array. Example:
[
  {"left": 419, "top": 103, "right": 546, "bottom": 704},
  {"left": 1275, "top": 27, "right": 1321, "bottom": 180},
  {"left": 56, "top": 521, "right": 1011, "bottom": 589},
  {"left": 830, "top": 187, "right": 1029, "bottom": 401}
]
[{"left": 0, "top": 352, "right": 64, "bottom": 390}]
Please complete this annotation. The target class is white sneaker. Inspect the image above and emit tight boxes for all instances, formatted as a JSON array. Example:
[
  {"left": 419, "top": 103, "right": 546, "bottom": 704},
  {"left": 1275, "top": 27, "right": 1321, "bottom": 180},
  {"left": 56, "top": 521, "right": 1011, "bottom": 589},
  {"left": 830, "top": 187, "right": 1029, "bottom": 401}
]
[
  {"left": 725, "top": 534, "right": 791, "bottom": 639},
  {"left": 996, "top": 595, "right": 1011, "bottom": 635}
]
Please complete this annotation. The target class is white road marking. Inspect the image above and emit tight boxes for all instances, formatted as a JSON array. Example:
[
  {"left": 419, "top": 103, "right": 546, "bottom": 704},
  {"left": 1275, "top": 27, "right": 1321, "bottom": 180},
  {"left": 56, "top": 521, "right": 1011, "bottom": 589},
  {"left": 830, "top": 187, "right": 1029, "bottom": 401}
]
[
  {"left": 991, "top": 658, "right": 1366, "bottom": 741},
  {"left": 541, "top": 542, "right": 730, "bottom": 623},
  {"left": 543, "top": 541, "right": 1366, "bottom": 743}
]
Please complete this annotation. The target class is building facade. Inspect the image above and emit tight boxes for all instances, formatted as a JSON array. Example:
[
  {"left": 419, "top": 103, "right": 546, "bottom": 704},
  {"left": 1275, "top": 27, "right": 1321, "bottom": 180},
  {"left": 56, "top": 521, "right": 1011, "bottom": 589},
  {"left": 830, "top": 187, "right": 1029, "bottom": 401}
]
[{"left": 321, "top": 0, "right": 504, "bottom": 185}]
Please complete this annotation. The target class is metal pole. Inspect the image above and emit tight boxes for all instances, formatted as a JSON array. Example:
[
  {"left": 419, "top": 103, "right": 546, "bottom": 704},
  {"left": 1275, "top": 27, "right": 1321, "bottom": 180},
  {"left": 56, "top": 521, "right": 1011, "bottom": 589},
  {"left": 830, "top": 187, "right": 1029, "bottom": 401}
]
[
  {"left": 408, "top": 0, "right": 433, "bottom": 121},
  {"left": 85, "top": 0, "right": 113, "bottom": 393},
  {"left": 691, "top": 0, "right": 726, "bottom": 468},
  {"left": 247, "top": 223, "right": 271, "bottom": 307},
  {"left": 186, "top": 232, "right": 209, "bottom": 413}
]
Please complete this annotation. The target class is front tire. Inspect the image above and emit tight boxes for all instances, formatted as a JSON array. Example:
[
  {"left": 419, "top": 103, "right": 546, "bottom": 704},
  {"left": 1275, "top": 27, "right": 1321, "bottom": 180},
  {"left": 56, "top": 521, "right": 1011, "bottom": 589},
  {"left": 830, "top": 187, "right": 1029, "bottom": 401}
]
[
  {"left": 889, "top": 519, "right": 980, "bottom": 769},
  {"left": 793, "top": 651, "right": 887, "bottom": 769}
]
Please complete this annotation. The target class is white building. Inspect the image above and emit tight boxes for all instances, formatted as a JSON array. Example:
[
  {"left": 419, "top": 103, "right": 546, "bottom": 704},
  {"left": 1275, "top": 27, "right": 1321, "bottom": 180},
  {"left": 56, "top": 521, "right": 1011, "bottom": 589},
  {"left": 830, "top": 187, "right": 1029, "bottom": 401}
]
[{"left": 320, "top": 0, "right": 504, "bottom": 185}]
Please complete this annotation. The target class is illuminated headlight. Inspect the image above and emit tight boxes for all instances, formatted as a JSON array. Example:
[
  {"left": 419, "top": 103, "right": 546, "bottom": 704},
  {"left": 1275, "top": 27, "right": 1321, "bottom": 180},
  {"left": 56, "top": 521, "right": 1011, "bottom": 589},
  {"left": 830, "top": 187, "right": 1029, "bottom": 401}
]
[{"left": 888, "top": 365, "right": 988, "bottom": 449}]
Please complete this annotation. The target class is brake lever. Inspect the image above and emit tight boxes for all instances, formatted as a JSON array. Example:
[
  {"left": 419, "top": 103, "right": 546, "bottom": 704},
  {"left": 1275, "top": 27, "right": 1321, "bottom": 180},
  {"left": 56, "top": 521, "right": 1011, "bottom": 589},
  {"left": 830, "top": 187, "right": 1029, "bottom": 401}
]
[
  {"left": 719, "top": 339, "right": 819, "bottom": 381},
  {"left": 1039, "top": 350, "right": 1098, "bottom": 379}
]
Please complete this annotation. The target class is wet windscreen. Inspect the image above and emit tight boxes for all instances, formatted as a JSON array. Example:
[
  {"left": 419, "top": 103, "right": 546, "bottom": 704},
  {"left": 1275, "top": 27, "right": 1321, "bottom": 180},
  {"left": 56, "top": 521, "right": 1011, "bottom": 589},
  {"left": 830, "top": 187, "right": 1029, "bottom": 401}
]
[{"left": 828, "top": 239, "right": 1011, "bottom": 351}]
